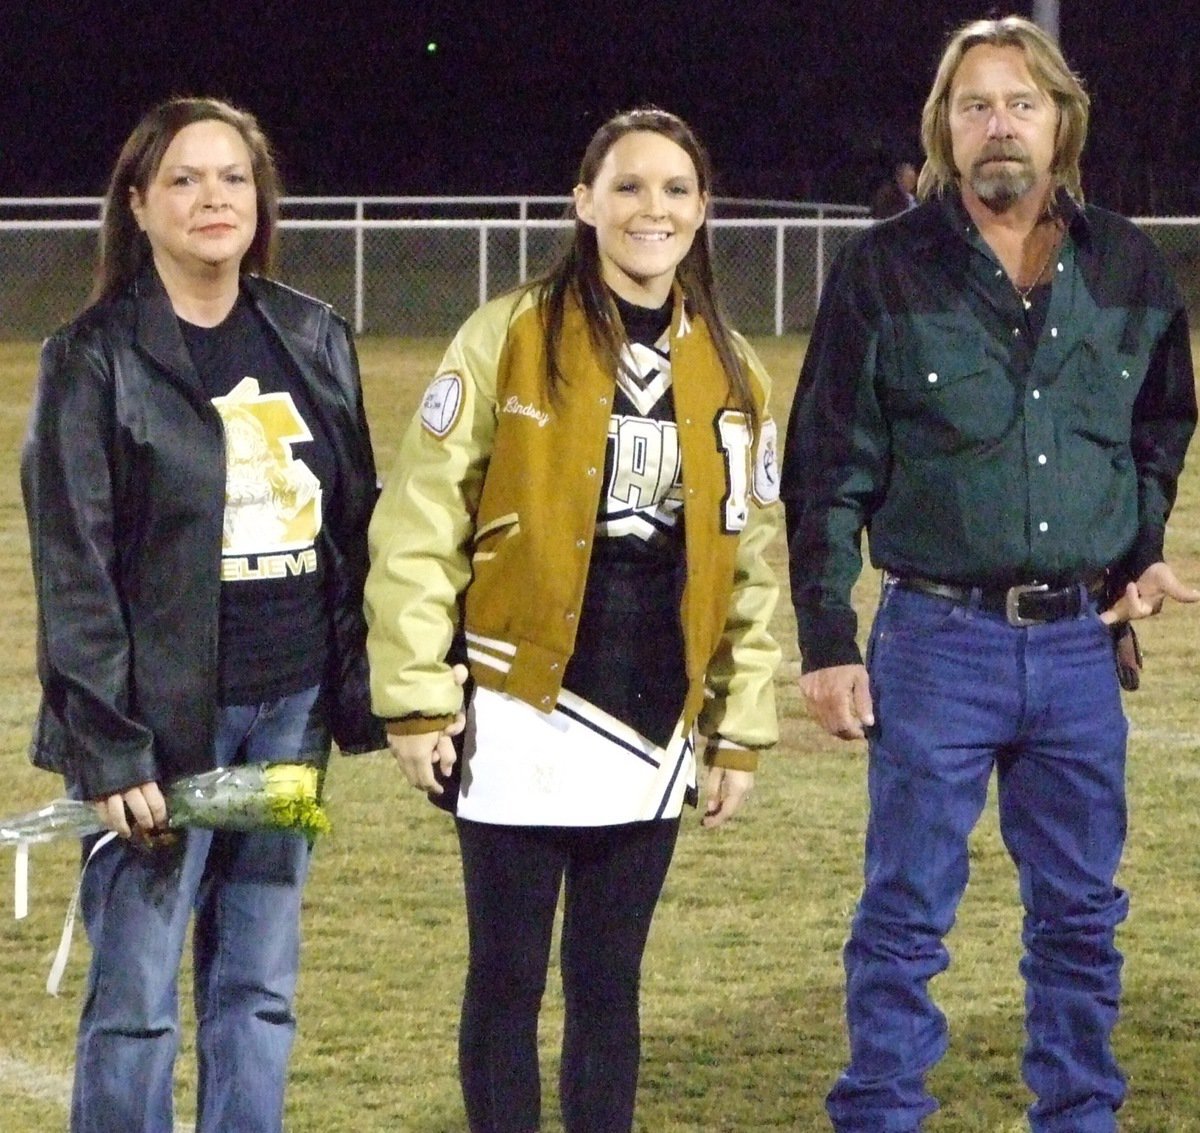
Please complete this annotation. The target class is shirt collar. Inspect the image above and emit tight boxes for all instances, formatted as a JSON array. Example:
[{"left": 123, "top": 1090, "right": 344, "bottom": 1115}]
[{"left": 940, "top": 186, "right": 1090, "bottom": 244}]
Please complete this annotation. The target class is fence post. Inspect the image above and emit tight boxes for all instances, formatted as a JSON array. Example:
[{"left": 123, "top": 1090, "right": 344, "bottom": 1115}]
[
  {"left": 354, "top": 199, "right": 365, "bottom": 335},
  {"left": 479, "top": 225, "right": 489, "bottom": 308},
  {"left": 775, "top": 222, "right": 786, "bottom": 336},
  {"left": 815, "top": 207, "right": 826, "bottom": 319},
  {"left": 519, "top": 198, "right": 528, "bottom": 283}
]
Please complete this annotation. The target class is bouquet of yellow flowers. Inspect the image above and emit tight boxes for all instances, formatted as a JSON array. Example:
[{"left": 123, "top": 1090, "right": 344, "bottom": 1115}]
[
  {"left": 163, "top": 763, "right": 331, "bottom": 838},
  {"left": 1, "top": 763, "right": 330, "bottom": 849},
  {"left": 2, "top": 764, "right": 331, "bottom": 994}
]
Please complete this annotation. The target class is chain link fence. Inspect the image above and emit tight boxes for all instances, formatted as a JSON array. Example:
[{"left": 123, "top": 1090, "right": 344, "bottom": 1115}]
[{"left": 1, "top": 198, "right": 1198, "bottom": 341}]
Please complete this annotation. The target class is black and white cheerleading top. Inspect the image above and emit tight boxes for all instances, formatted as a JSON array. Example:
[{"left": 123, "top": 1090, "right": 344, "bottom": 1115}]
[{"left": 457, "top": 293, "right": 697, "bottom": 826}]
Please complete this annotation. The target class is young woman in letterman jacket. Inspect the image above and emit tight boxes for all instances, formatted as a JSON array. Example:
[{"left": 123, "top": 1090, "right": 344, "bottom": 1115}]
[{"left": 365, "top": 107, "right": 781, "bottom": 1133}]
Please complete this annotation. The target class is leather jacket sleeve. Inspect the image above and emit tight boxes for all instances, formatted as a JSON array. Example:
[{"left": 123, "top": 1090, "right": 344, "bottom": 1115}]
[
  {"left": 22, "top": 327, "right": 160, "bottom": 799},
  {"left": 315, "top": 316, "right": 388, "bottom": 754}
]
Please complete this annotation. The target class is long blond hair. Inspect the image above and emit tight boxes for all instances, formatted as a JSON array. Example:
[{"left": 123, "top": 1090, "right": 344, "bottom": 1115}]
[{"left": 917, "top": 15, "right": 1090, "bottom": 204}]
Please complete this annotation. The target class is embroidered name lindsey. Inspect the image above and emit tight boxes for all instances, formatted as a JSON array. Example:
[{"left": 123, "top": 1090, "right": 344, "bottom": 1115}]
[
  {"left": 221, "top": 548, "right": 318, "bottom": 581},
  {"left": 501, "top": 396, "right": 550, "bottom": 428}
]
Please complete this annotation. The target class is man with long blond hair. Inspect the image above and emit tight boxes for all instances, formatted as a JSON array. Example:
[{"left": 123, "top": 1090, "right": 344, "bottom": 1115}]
[{"left": 783, "top": 15, "right": 1196, "bottom": 1131}]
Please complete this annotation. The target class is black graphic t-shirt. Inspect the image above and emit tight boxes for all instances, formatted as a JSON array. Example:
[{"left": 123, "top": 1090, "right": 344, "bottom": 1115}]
[{"left": 180, "top": 294, "right": 335, "bottom": 705}]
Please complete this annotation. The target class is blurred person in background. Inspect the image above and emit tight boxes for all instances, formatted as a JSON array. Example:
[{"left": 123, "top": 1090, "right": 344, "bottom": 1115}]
[
  {"left": 22, "top": 96, "right": 385, "bottom": 1132},
  {"left": 365, "top": 106, "right": 781, "bottom": 1133},
  {"left": 869, "top": 159, "right": 918, "bottom": 219},
  {"left": 783, "top": 15, "right": 1196, "bottom": 1133}
]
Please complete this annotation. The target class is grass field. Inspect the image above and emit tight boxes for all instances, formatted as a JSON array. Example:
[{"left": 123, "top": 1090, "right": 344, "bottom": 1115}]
[{"left": 1, "top": 333, "right": 1199, "bottom": 1132}]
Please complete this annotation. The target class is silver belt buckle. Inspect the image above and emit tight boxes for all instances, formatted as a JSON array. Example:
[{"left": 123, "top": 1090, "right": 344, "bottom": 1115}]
[{"left": 1005, "top": 582, "right": 1050, "bottom": 627}]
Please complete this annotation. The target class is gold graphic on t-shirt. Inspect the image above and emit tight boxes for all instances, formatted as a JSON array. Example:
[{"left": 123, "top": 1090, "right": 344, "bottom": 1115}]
[
  {"left": 220, "top": 548, "right": 318, "bottom": 582},
  {"left": 212, "top": 377, "right": 322, "bottom": 577}
]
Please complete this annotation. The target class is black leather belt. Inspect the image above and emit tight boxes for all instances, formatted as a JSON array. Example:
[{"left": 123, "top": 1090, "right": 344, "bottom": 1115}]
[{"left": 890, "top": 573, "right": 1104, "bottom": 627}]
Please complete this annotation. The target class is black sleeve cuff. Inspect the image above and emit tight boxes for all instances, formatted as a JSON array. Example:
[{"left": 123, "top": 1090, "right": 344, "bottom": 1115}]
[{"left": 794, "top": 603, "right": 864, "bottom": 672}]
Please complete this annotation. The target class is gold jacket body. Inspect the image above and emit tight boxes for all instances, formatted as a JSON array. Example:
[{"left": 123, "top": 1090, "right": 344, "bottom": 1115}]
[{"left": 365, "top": 288, "right": 781, "bottom": 769}]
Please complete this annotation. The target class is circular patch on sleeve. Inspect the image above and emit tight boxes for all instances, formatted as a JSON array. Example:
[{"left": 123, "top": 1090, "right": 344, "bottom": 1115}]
[
  {"left": 420, "top": 372, "right": 464, "bottom": 438},
  {"left": 752, "top": 417, "right": 780, "bottom": 506}
]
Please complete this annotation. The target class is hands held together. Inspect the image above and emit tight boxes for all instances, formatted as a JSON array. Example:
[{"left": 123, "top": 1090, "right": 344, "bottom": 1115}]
[{"left": 386, "top": 663, "right": 469, "bottom": 796}]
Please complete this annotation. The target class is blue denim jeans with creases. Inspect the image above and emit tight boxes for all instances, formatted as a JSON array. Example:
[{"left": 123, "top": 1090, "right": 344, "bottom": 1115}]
[
  {"left": 70, "top": 684, "right": 328, "bottom": 1133},
  {"left": 826, "top": 585, "right": 1128, "bottom": 1133}
]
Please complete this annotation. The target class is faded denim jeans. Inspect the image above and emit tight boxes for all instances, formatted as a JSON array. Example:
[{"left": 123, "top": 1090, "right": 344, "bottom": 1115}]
[{"left": 71, "top": 684, "right": 328, "bottom": 1133}]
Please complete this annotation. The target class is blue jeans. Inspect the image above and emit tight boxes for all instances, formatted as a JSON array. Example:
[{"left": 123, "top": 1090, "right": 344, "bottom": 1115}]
[
  {"left": 71, "top": 685, "right": 329, "bottom": 1133},
  {"left": 826, "top": 585, "right": 1129, "bottom": 1133}
]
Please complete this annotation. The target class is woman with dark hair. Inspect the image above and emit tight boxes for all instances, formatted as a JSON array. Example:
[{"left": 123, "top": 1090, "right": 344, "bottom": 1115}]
[
  {"left": 366, "top": 106, "right": 782, "bottom": 1132},
  {"left": 22, "top": 96, "right": 385, "bottom": 1132}
]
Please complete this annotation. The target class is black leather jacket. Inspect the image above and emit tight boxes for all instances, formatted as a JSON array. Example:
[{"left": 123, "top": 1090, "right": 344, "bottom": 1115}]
[{"left": 22, "top": 269, "right": 385, "bottom": 800}]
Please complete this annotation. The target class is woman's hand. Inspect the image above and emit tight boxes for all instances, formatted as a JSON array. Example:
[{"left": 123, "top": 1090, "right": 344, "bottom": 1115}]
[
  {"left": 94, "top": 781, "right": 169, "bottom": 841},
  {"left": 388, "top": 731, "right": 458, "bottom": 794},
  {"left": 701, "top": 767, "right": 754, "bottom": 828},
  {"left": 388, "top": 663, "right": 469, "bottom": 795}
]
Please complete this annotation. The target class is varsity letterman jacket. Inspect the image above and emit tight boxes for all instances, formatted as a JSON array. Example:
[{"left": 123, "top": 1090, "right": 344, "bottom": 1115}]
[{"left": 365, "top": 286, "right": 781, "bottom": 770}]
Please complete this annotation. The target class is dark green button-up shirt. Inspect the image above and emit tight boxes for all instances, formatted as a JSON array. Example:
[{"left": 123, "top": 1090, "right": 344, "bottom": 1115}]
[{"left": 783, "top": 192, "right": 1197, "bottom": 671}]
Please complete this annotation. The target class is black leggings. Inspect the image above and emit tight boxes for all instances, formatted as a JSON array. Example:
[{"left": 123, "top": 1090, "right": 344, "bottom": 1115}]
[{"left": 455, "top": 817, "right": 681, "bottom": 1133}]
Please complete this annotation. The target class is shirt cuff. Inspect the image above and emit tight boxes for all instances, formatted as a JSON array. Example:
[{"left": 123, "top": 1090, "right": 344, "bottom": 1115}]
[{"left": 795, "top": 603, "right": 863, "bottom": 671}]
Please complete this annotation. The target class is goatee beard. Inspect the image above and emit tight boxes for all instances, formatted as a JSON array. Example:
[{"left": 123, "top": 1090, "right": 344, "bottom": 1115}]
[{"left": 969, "top": 151, "right": 1035, "bottom": 212}]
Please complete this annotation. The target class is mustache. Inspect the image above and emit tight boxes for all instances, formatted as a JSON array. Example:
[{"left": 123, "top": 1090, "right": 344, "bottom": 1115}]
[{"left": 974, "top": 143, "right": 1028, "bottom": 169}]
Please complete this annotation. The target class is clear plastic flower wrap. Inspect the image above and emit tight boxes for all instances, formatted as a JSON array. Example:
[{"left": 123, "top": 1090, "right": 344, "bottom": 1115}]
[
  {"left": 0, "top": 762, "right": 331, "bottom": 849},
  {"left": 3, "top": 764, "right": 330, "bottom": 989},
  {"left": 0, "top": 799, "right": 105, "bottom": 847},
  {"left": 166, "top": 763, "right": 331, "bottom": 839}
]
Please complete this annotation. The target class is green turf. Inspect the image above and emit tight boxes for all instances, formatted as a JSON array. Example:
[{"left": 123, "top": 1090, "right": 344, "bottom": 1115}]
[{"left": 1, "top": 334, "right": 1198, "bottom": 1131}]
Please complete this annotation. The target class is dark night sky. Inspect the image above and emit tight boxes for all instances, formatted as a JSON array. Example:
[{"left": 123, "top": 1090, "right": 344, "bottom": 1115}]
[{"left": 3, "top": 0, "right": 1198, "bottom": 212}]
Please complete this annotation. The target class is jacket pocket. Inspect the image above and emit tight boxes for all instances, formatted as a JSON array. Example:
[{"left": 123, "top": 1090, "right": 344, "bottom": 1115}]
[{"left": 471, "top": 512, "right": 520, "bottom": 564}]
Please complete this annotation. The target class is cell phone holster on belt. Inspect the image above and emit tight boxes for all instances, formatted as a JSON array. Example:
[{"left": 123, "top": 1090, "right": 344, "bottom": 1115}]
[{"left": 1110, "top": 622, "right": 1143, "bottom": 691}]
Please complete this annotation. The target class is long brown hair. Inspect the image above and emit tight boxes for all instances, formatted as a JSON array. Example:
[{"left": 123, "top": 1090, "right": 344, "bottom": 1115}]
[
  {"left": 917, "top": 15, "right": 1090, "bottom": 204},
  {"left": 533, "top": 107, "right": 757, "bottom": 425},
  {"left": 90, "top": 96, "right": 281, "bottom": 306}
]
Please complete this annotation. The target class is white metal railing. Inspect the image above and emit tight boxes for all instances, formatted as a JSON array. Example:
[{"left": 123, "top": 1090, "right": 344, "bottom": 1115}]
[
  {"left": 4, "top": 198, "right": 1196, "bottom": 339},
  {"left": 0, "top": 197, "right": 872, "bottom": 337},
  {"left": 0, "top": 195, "right": 866, "bottom": 213},
  {"left": 273, "top": 215, "right": 873, "bottom": 335}
]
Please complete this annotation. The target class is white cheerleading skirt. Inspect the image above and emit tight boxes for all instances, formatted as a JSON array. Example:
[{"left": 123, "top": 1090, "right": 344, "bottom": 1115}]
[{"left": 455, "top": 685, "right": 696, "bottom": 826}]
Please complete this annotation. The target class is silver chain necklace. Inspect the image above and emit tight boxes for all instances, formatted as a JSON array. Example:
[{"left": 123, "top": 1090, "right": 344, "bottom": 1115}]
[{"left": 1013, "top": 224, "right": 1062, "bottom": 309}]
